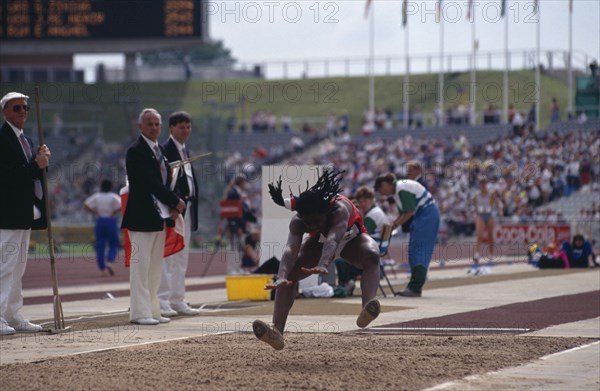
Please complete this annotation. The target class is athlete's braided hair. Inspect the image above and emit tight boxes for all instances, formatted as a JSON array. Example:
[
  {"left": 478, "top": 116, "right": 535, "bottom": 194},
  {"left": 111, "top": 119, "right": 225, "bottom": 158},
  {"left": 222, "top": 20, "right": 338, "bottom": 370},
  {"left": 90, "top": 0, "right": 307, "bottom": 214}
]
[{"left": 268, "top": 168, "right": 344, "bottom": 215}]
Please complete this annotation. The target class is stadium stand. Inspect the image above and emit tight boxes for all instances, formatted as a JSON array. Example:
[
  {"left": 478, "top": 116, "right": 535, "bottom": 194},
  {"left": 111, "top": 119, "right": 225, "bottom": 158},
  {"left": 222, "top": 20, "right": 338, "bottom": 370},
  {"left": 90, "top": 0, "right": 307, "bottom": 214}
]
[
  {"left": 540, "top": 190, "right": 599, "bottom": 220},
  {"left": 225, "top": 129, "right": 322, "bottom": 160},
  {"left": 538, "top": 190, "right": 600, "bottom": 243},
  {"left": 41, "top": 112, "right": 598, "bottom": 250},
  {"left": 352, "top": 123, "right": 512, "bottom": 147},
  {"left": 273, "top": 118, "right": 599, "bottom": 242}
]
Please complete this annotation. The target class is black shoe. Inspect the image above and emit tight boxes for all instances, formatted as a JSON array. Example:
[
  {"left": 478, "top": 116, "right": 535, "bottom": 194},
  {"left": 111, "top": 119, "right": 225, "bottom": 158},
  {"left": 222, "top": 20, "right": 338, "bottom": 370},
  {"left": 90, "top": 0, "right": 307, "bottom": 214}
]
[{"left": 396, "top": 288, "right": 421, "bottom": 297}]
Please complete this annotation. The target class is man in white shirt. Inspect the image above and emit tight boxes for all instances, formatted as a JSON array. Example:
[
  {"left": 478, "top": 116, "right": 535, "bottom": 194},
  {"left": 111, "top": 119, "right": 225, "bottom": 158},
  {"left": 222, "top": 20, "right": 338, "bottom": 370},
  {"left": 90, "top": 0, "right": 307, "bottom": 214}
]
[
  {"left": 158, "top": 112, "right": 200, "bottom": 317},
  {"left": 121, "top": 108, "right": 185, "bottom": 325}
]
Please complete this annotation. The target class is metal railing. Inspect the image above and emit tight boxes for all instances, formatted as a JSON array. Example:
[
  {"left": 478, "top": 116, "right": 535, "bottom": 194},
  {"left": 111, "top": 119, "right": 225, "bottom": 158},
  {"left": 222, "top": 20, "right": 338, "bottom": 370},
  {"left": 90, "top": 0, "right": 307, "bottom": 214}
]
[{"left": 234, "top": 48, "right": 594, "bottom": 80}]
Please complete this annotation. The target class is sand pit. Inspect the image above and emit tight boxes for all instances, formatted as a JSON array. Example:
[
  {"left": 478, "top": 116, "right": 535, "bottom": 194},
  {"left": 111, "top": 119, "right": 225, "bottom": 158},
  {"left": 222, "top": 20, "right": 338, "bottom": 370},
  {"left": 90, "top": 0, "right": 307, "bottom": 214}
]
[{"left": 0, "top": 332, "right": 593, "bottom": 391}]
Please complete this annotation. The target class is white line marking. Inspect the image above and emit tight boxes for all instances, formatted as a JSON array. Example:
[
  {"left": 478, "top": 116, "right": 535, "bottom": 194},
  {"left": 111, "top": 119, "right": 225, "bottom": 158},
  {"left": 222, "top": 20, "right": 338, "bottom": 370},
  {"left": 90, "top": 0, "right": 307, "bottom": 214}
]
[
  {"left": 423, "top": 341, "right": 600, "bottom": 391},
  {"left": 370, "top": 327, "right": 531, "bottom": 332},
  {"left": 540, "top": 340, "right": 600, "bottom": 360},
  {"left": 31, "top": 331, "right": 235, "bottom": 363}
]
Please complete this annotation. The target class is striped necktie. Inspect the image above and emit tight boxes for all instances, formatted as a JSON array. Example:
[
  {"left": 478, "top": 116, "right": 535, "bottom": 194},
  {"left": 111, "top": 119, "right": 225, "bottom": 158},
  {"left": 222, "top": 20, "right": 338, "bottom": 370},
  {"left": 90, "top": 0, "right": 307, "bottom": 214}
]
[
  {"left": 153, "top": 145, "right": 167, "bottom": 185},
  {"left": 20, "top": 133, "right": 43, "bottom": 199},
  {"left": 181, "top": 146, "right": 193, "bottom": 197}
]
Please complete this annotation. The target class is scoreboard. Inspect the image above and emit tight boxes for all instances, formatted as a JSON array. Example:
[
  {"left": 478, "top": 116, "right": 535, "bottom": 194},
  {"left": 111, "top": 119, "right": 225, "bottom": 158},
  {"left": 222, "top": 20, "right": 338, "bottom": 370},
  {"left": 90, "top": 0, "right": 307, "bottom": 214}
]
[{"left": 0, "top": 0, "right": 204, "bottom": 40}]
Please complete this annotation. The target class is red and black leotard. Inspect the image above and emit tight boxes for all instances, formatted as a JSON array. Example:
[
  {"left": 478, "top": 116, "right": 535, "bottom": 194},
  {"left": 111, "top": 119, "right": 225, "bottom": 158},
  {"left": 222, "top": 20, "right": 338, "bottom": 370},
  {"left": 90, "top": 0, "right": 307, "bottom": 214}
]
[{"left": 308, "top": 195, "right": 367, "bottom": 238}]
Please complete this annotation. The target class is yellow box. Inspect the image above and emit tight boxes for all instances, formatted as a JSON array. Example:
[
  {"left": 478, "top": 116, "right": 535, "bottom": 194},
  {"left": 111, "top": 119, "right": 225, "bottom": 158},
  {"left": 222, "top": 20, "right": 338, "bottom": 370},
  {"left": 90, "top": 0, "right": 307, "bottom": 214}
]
[{"left": 225, "top": 275, "right": 273, "bottom": 301}]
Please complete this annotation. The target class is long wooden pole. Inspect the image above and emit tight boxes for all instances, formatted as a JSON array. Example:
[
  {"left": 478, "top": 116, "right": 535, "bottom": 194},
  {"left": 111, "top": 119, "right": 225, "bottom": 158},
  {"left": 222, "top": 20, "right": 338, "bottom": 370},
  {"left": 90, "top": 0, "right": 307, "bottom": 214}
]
[
  {"left": 34, "top": 86, "right": 66, "bottom": 332},
  {"left": 368, "top": 2, "right": 375, "bottom": 130}
]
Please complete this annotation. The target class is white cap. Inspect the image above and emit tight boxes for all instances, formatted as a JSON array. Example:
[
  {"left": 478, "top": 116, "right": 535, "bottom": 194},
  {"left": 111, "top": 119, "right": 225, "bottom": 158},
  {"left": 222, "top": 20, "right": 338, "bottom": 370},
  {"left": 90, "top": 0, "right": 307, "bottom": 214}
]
[{"left": 0, "top": 92, "right": 29, "bottom": 109}]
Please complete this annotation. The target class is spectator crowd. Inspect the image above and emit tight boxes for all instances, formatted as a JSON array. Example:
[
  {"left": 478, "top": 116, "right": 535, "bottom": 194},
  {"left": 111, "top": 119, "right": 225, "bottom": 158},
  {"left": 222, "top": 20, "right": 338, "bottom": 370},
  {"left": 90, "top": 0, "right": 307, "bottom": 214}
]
[
  {"left": 275, "top": 126, "right": 600, "bottom": 237},
  {"left": 47, "top": 111, "right": 599, "bottom": 244}
]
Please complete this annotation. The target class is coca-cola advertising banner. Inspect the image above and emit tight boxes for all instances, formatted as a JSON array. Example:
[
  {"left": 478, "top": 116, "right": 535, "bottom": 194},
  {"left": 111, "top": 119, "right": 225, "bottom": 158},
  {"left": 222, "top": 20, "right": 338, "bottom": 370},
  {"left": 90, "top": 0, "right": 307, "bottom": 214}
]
[{"left": 493, "top": 224, "right": 571, "bottom": 245}]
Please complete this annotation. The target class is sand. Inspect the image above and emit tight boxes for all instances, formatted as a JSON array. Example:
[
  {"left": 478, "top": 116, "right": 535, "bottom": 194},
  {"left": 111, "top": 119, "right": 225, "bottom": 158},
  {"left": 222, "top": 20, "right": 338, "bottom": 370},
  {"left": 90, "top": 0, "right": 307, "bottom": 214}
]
[{"left": 0, "top": 332, "right": 592, "bottom": 391}]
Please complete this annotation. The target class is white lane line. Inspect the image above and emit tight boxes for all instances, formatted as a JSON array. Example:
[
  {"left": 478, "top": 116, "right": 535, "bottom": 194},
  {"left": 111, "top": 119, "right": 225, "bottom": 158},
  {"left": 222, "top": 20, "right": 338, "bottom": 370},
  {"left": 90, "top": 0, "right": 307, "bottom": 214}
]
[
  {"left": 31, "top": 331, "right": 235, "bottom": 363},
  {"left": 540, "top": 340, "right": 600, "bottom": 360},
  {"left": 370, "top": 327, "right": 531, "bottom": 332},
  {"left": 422, "top": 341, "right": 600, "bottom": 391}
]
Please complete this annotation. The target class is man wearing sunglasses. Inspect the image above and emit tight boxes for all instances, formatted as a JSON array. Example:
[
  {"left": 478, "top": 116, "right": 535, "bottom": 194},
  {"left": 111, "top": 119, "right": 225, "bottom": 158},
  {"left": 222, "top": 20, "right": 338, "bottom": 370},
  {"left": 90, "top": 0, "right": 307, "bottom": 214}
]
[{"left": 0, "top": 91, "right": 51, "bottom": 335}]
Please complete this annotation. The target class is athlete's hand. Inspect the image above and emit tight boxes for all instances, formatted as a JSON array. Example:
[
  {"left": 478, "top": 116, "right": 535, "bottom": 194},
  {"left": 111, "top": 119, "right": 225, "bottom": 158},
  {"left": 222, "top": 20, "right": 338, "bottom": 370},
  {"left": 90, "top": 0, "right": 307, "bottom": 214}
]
[
  {"left": 265, "top": 278, "right": 293, "bottom": 290},
  {"left": 301, "top": 265, "right": 329, "bottom": 275}
]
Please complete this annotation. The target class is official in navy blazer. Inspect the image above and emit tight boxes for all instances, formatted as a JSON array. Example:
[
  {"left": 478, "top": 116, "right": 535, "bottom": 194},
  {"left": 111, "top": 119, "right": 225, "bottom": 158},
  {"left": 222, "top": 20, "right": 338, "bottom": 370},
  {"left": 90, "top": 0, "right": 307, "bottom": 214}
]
[
  {"left": 158, "top": 111, "right": 201, "bottom": 317},
  {"left": 121, "top": 108, "right": 185, "bottom": 326},
  {"left": 161, "top": 112, "right": 199, "bottom": 232},
  {"left": 0, "top": 92, "right": 50, "bottom": 335}
]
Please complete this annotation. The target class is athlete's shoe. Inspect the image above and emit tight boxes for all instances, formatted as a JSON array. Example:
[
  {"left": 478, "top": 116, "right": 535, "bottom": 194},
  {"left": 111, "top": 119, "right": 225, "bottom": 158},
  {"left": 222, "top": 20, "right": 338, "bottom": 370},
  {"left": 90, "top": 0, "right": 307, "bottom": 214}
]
[
  {"left": 252, "top": 320, "right": 285, "bottom": 350},
  {"left": 356, "top": 298, "right": 381, "bottom": 328}
]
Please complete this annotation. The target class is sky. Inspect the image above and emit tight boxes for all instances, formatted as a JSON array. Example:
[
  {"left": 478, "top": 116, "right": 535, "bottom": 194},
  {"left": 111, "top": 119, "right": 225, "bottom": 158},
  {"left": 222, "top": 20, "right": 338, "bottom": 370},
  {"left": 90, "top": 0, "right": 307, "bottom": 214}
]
[{"left": 75, "top": 0, "right": 600, "bottom": 80}]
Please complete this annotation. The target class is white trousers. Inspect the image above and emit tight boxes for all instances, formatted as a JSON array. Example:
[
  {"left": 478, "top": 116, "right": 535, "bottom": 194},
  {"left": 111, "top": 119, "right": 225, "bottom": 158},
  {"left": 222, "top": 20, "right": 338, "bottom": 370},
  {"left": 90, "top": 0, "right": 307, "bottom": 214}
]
[
  {"left": 128, "top": 230, "right": 165, "bottom": 321},
  {"left": 0, "top": 229, "right": 31, "bottom": 324},
  {"left": 158, "top": 206, "right": 192, "bottom": 308}
]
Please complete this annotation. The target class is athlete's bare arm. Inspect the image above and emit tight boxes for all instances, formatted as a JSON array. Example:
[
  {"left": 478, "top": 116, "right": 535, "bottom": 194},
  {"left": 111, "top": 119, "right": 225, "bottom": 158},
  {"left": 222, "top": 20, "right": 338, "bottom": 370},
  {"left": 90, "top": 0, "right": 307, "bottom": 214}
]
[
  {"left": 301, "top": 199, "right": 351, "bottom": 275},
  {"left": 265, "top": 216, "right": 305, "bottom": 289}
]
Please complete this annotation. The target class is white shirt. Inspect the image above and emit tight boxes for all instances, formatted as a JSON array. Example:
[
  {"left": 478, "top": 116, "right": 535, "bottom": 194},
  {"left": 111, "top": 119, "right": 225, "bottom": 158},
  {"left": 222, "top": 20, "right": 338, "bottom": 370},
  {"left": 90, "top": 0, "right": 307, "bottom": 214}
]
[
  {"left": 170, "top": 136, "right": 194, "bottom": 198},
  {"left": 141, "top": 133, "right": 169, "bottom": 187},
  {"left": 137, "top": 134, "right": 171, "bottom": 217},
  {"left": 364, "top": 205, "right": 391, "bottom": 241},
  {"left": 84, "top": 192, "right": 121, "bottom": 218},
  {"left": 8, "top": 121, "right": 30, "bottom": 158},
  {"left": 141, "top": 133, "right": 160, "bottom": 156}
]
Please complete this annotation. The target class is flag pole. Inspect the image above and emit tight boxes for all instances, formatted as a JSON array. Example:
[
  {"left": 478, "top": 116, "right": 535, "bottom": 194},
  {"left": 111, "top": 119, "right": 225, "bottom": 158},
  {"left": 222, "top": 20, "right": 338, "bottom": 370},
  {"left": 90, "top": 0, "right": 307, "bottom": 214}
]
[
  {"left": 535, "top": 2, "right": 540, "bottom": 131},
  {"left": 567, "top": 0, "right": 573, "bottom": 117},
  {"left": 368, "top": 2, "right": 375, "bottom": 130},
  {"left": 503, "top": 0, "right": 509, "bottom": 123},
  {"left": 470, "top": 3, "right": 477, "bottom": 125},
  {"left": 403, "top": 13, "right": 410, "bottom": 130},
  {"left": 438, "top": 1, "right": 445, "bottom": 127}
]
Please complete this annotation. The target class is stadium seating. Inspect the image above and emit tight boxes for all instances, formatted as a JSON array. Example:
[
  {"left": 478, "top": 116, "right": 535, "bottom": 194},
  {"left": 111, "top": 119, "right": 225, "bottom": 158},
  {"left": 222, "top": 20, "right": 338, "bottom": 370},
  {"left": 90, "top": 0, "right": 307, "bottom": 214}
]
[
  {"left": 225, "top": 130, "right": 320, "bottom": 159},
  {"left": 352, "top": 123, "right": 512, "bottom": 147},
  {"left": 542, "top": 191, "right": 598, "bottom": 219},
  {"left": 544, "top": 118, "right": 600, "bottom": 135}
]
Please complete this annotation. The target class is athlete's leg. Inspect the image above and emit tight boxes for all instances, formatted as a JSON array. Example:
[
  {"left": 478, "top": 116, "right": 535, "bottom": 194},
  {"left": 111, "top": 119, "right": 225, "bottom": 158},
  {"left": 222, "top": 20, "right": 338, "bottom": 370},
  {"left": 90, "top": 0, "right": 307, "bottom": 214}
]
[
  {"left": 474, "top": 216, "right": 485, "bottom": 264},
  {"left": 341, "top": 234, "right": 381, "bottom": 327},
  {"left": 272, "top": 236, "right": 322, "bottom": 334},
  {"left": 340, "top": 234, "right": 380, "bottom": 306},
  {"left": 255, "top": 237, "right": 322, "bottom": 349},
  {"left": 485, "top": 218, "right": 495, "bottom": 260}
]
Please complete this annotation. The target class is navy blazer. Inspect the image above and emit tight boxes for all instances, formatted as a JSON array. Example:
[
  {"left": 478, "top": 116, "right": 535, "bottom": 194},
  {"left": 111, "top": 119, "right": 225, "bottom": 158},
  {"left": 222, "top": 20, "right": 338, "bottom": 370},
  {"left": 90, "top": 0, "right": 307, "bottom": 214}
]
[
  {"left": 121, "top": 136, "right": 181, "bottom": 232},
  {"left": 0, "top": 121, "right": 47, "bottom": 230},
  {"left": 161, "top": 137, "right": 199, "bottom": 232}
]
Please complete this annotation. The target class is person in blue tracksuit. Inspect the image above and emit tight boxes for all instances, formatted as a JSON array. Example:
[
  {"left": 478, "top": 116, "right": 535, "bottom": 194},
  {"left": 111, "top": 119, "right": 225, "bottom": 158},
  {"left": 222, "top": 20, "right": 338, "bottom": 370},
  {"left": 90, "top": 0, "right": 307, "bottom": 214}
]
[{"left": 375, "top": 173, "right": 440, "bottom": 297}]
